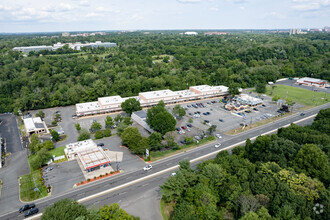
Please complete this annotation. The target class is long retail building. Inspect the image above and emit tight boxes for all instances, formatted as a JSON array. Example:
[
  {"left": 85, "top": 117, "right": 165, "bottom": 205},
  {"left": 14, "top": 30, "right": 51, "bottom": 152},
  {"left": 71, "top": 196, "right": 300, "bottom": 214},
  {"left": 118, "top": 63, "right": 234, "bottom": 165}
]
[{"left": 76, "top": 85, "right": 229, "bottom": 117}]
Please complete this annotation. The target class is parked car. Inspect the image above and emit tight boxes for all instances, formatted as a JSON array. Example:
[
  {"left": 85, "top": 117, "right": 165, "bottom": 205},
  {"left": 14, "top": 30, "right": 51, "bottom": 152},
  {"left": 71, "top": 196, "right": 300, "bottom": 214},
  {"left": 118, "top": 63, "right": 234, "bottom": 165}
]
[
  {"left": 300, "top": 113, "right": 305, "bottom": 116},
  {"left": 24, "top": 208, "right": 39, "bottom": 217},
  {"left": 262, "top": 104, "right": 266, "bottom": 107},
  {"left": 253, "top": 108, "right": 259, "bottom": 111},
  {"left": 186, "top": 123, "right": 192, "bottom": 127},
  {"left": 19, "top": 203, "right": 35, "bottom": 213},
  {"left": 215, "top": 143, "right": 221, "bottom": 148},
  {"left": 219, "top": 119, "right": 224, "bottom": 122},
  {"left": 55, "top": 111, "right": 61, "bottom": 114},
  {"left": 204, "top": 120, "right": 210, "bottom": 123},
  {"left": 187, "top": 105, "right": 191, "bottom": 108},
  {"left": 215, "top": 134, "right": 222, "bottom": 139},
  {"left": 143, "top": 165, "right": 152, "bottom": 171},
  {"left": 72, "top": 114, "right": 77, "bottom": 119},
  {"left": 97, "top": 143, "right": 104, "bottom": 147},
  {"left": 181, "top": 126, "right": 187, "bottom": 130}
]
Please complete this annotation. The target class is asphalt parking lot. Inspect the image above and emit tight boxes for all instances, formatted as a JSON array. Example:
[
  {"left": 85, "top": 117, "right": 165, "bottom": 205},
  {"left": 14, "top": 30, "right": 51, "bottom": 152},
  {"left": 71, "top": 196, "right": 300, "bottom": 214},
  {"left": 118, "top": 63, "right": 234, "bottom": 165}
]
[
  {"left": 0, "top": 114, "right": 23, "bottom": 153},
  {"left": 43, "top": 160, "right": 85, "bottom": 195}
]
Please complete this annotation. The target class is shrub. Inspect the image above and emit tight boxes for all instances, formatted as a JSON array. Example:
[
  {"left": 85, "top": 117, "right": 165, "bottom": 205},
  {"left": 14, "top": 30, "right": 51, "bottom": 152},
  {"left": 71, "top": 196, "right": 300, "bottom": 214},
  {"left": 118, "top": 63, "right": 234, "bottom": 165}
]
[
  {"left": 94, "top": 176, "right": 96, "bottom": 179},
  {"left": 51, "top": 121, "right": 57, "bottom": 126},
  {"left": 110, "top": 171, "right": 114, "bottom": 174},
  {"left": 103, "top": 129, "right": 111, "bottom": 137},
  {"left": 99, "top": 174, "right": 103, "bottom": 177},
  {"left": 105, "top": 173, "right": 108, "bottom": 175},
  {"left": 87, "top": 178, "right": 90, "bottom": 182},
  {"left": 94, "top": 130, "right": 104, "bottom": 139}
]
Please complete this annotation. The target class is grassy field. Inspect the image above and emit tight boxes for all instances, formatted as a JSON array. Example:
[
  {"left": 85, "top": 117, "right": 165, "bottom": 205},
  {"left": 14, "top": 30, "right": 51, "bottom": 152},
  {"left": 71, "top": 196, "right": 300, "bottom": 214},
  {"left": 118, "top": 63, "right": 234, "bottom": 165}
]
[
  {"left": 49, "top": 146, "right": 65, "bottom": 157},
  {"left": 20, "top": 170, "right": 48, "bottom": 202},
  {"left": 150, "top": 136, "right": 216, "bottom": 161},
  {"left": 152, "top": 54, "right": 174, "bottom": 63},
  {"left": 266, "top": 85, "right": 330, "bottom": 106}
]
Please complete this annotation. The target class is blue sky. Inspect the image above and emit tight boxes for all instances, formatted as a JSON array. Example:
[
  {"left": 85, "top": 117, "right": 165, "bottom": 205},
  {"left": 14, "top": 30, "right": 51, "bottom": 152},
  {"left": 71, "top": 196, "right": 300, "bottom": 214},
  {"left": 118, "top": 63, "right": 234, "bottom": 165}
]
[{"left": 0, "top": 0, "right": 329, "bottom": 33}]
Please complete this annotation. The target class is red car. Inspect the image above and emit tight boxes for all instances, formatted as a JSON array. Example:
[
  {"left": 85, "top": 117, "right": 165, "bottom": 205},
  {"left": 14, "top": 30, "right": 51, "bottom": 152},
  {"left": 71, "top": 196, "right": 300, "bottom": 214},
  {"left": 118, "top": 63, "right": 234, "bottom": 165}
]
[{"left": 181, "top": 126, "right": 187, "bottom": 130}]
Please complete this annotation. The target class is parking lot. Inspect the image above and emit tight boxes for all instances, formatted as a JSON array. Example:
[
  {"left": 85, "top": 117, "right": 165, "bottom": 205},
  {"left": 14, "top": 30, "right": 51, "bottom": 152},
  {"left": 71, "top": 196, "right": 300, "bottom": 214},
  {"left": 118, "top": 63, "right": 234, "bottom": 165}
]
[
  {"left": 42, "top": 160, "right": 85, "bottom": 195},
  {"left": 0, "top": 113, "right": 23, "bottom": 153}
]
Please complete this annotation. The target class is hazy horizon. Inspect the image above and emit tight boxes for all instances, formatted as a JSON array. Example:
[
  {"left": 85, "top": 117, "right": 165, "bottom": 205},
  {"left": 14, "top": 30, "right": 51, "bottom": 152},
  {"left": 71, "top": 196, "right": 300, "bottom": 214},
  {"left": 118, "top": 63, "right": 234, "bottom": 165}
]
[{"left": 0, "top": 0, "right": 329, "bottom": 33}]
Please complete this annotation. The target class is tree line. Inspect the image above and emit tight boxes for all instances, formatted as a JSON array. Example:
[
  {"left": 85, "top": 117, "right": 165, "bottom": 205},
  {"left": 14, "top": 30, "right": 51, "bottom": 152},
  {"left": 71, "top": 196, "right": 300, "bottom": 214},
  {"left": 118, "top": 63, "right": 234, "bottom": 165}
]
[{"left": 0, "top": 32, "right": 329, "bottom": 113}]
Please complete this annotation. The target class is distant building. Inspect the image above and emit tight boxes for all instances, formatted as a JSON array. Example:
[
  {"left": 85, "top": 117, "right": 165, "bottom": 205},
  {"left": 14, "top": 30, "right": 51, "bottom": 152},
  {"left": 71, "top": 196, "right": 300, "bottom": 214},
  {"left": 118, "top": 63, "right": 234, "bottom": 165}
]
[
  {"left": 204, "top": 32, "right": 227, "bottom": 36},
  {"left": 184, "top": 32, "right": 198, "bottom": 35},
  {"left": 296, "top": 77, "right": 327, "bottom": 88},
  {"left": 131, "top": 110, "right": 154, "bottom": 133},
  {"left": 62, "top": 32, "right": 70, "bottom": 37},
  {"left": 289, "top": 29, "right": 307, "bottom": 35},
  {"left": 13, "top": 46, "right": 53, "bottom": 53},
  {"left": 23, "top": 117, "right": 49, "bottom": 136}
]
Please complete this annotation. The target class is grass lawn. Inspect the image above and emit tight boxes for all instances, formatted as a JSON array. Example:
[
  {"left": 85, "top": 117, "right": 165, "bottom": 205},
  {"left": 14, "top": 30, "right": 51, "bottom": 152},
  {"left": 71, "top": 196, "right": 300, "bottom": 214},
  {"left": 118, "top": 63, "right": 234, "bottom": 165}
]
[
  {"left": 151, "top": 136, "right": 216, "bottom": 161},
  {"left": 160, "top": 199, "right": 174, "bottom": 220},
  {"left": 49, "top": 146, "right": 66, "bottom": 157},
  {"left": 266, "top": 85, "right": 330, "bottom": 106},
  {"left": 19, "top": 170, "right": 48, "bottom": 202}
]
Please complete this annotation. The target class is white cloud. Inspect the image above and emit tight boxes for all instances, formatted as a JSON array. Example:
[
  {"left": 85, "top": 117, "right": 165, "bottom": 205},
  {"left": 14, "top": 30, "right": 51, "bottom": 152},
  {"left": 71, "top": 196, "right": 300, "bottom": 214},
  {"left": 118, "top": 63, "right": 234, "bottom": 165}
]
[
  {"left": 291, "top": 0, "right": 330, "bottom": 11},
  {"left": 86, "top": 12, "right": 101, "bottom": 18},
  {"left": 59, "top": 3, "right": 74, "bottom": 12},
  {"left": 177, "top": 0, "right": 201, "bottom": 3},
  {"left": 79, "top": 1, "right": 90, "bottom": 7},
  {"left": 209, "top": 7, "right": 219, "bottom": 11}
]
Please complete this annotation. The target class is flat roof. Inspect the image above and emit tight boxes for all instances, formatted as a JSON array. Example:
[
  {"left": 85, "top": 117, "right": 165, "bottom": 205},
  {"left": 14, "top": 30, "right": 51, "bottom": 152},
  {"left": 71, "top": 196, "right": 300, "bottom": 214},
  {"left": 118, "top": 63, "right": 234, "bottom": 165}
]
[
  {"left": 65, "top": 139, "right": 97, "bottom": 155},
  {"left": 77, "top": 147, "right": 111, "bottom": 170},
  {"left": 23, "top": 117, "right": 44, "bottom": 132},
  {"left": 297, "top": 77, "right": 327, "bottom": 84},
  {"left": 132, "top": 110, "right": 147, "bottom": 119},
  {"left": 76, "top": 101, "right": 101, "bottom": 113},
  {"left": 98, "top": 95, "right": 123, "bottom": 106},
  {"left": 190, "top": 85, "right": 228, "bottom": 93},
  {"left": 174, "top": 90, "right": 199, "bottom": 98},
  {"left": 139, "top": 89, "right": 178, "bottom": 100}
]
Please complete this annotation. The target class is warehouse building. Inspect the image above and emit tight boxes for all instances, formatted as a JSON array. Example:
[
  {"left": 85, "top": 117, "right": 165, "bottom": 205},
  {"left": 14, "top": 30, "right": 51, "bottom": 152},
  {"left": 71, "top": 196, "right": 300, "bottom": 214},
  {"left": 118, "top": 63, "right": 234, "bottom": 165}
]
[
  {"left": 296, "top": 77, "right": 327, "bottom": 88},
  {"left": 13, "top": 46, "right": 53, "bottom": 53}
]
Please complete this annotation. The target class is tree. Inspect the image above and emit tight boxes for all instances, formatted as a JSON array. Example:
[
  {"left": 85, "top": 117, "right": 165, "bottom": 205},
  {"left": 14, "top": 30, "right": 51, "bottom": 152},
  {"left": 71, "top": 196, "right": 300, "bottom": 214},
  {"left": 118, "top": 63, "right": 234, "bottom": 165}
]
[
  {"left": 208, "top": 125, "right": 217, "bottom": 135},
  {"left": 29, "top": 133, "right": 42, "bottom": 154},
  {"left": 98, "top": 203, "right": 136, "bottom": 220},
  {"left": 77, "top": 128, "right": 91, "bottom": 141},
  {"left": 114, "top": 114, "right": 123, "bottom": 123},
  {"left": 272, "top": 95, "right": 281, "bottom": 102},
  {"left": 172, "top": 105, "right": 186, "bottom": 118},
  {"left": 121, "top": 98, "right": 142, "bottom": 116},
  {"left": 75, "top": 123, "right": 81, "bottom": 131},
  {"left": 286, "top": 98, "right": 294, "bottom": 106},
  {"left": 35, "top": 110, "right": 45, "bottom": 119},
  {"left": 229, "top": 83, "right": 240, "bottom": 96},
  {"left": 116, "top": 122, "right": 129, "bottom": 136},
  {"left": 256, "top": 83, "right": 266, "bottom": 94},
  {"left": 293, "top": 144, "right": 329, "bottom": 182},
  {"left": 43, "top": 140, "right": 54, "bottom": 151},
  {"left": 50, "top": 130, "right": 60, "bottom": 142},
  {"left": 120, "top": 127, "right": 142, "bottom": 152},
  {"left": 41, "top": 199, "right": 88, "bottom": 220},
  {"left": 105, "top": 116, "right": 114, "bottom": 129},
  {"left": 30, "top": 148, "right": 52, "bottom": 170},
  {"left": 91, "top": 121, "right": 102, "bottom": 132},
  {"left": 94, "top": 130, "right": 104, "bottom": 139},
  {"left": 148, "top": 132, "right": 162, "bottom": 151},
  {"left": 103, "top": 129, "right": 111, "bottom": 137}
]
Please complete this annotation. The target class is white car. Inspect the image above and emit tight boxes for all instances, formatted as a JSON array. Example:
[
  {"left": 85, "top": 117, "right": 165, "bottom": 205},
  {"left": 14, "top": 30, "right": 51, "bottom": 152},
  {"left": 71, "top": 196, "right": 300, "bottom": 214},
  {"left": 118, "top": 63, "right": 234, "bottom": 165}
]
[
  {"left": 215, "top": 134, "right": 222, "bottom": 139},
  {"left": 143, "top": 165, "right": 152, "bottom": 171},
  {"left": 171, "top": 172, "right": 176, "bottom": 176},
  {"left": 215, "top": 143, "right": 221, "bottom": 148}
]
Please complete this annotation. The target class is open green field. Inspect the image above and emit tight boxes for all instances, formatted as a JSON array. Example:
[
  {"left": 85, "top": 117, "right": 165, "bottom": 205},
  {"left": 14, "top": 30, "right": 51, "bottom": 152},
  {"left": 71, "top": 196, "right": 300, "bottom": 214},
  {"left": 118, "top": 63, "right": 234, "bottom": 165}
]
[
  {"left": 266, "top": 85, "right": 330, "bottom": 106},
  {"left": 151, "top": 136, "right": 216, "bottom": 161},
  {"left": 20, "top": 170, "right": 48, "bottom": 202},
  {"left": 152, "top": 54, "right": 174, "bottom": 63}
]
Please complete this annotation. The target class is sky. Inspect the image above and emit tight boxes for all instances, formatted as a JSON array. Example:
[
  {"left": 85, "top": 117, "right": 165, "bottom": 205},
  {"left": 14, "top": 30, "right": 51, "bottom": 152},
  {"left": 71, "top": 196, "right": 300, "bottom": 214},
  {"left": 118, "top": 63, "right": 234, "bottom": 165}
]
[{"left": 0, "top": 0, "right": 329, "bottom": 33}]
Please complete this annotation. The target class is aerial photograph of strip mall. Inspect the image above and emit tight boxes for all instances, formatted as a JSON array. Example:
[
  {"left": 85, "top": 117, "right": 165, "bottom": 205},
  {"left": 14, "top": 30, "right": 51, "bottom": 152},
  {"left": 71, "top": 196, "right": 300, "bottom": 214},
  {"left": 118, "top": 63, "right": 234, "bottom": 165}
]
[{"left": 0, "top": 0, "right": 329, "bottom": 220}]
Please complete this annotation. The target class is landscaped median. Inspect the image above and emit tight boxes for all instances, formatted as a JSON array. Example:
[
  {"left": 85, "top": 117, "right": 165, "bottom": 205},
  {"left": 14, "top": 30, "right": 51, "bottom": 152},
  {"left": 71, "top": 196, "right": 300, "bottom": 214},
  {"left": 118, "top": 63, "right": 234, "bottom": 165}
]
[
  {"left": 150, "top": 136, "right": 216, "bottom": 161},
  {"left": 19, "top": 170, "right": 49, "bottom": 202},
  {"left": 75, "top": 170, "right": 121, "bottom": 187}
]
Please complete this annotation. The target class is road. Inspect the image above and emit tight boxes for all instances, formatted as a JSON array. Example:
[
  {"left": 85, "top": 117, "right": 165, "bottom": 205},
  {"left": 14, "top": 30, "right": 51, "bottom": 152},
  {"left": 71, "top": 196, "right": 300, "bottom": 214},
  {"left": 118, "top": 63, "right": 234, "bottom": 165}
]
[{"left": 1, "top": 103, "right": 329, "bottom": 220}]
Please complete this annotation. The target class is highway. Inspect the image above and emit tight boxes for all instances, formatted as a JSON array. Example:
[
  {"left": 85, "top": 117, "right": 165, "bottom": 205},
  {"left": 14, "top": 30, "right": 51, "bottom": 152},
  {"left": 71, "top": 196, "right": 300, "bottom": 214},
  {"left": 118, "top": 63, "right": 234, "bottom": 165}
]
[{"left": 1, "top": 103, "right": 329, "bottom": 220}]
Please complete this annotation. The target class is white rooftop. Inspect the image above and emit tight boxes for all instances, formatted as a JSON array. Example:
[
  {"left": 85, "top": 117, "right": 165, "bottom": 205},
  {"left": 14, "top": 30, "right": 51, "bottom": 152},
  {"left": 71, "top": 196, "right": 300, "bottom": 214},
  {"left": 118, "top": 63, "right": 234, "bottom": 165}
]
[
  {"left": 77, "top": 147, "right": 111, "bottom": 170},
  {"left": 139, "top": 89, "right": 178, "bottom": 100},
  {"left": 122, "top": 96, "right": 147, "bottom": 104},
  {"left": 297, "top": 77, "right": 327, "bottom": 84},
  {"left": 174, "top": 90, "right": 199, "bottom": 98},
  {"left": 23, "top": 117, "right": 44, "bottom": 132},
  {"left": 98, "top": 95, "right": 124, "bottom": 106},
  {"left": 65, "top": 139, "right": 97, "bottom": 154},
  {"left": 76, "top": 101, "right": 101, "bottom": 113}
]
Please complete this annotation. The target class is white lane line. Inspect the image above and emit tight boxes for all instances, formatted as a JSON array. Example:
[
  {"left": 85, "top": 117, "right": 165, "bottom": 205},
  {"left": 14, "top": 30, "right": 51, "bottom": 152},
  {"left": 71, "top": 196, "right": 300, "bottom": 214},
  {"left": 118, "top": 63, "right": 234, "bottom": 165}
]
[{"left": 24, "top": 113, "right": 318, "bottom": 219}]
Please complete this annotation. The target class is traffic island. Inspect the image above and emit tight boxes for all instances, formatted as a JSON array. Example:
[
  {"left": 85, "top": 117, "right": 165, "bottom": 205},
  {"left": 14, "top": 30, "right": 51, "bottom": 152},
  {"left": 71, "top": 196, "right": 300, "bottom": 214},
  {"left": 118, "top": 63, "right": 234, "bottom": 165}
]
[
  {"left": 75, "top": 170, "right": 121, "bottom": 187},
  {"left": 19, "top": 170, "right": 49, "bottom": 202}
]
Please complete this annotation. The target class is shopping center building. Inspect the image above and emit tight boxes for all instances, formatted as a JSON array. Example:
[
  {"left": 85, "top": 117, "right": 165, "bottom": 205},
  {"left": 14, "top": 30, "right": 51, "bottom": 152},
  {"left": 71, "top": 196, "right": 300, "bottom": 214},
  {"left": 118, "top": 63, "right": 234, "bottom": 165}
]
[{"left": 76, "top": 85, "right": 229, "bottom": 117}]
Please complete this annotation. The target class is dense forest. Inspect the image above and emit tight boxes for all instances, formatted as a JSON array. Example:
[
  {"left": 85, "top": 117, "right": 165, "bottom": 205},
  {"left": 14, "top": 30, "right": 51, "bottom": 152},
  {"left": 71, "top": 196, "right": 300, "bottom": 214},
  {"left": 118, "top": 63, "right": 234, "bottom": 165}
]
[
  {"left": 0, "top": 32, "right": 329, "bottom": 113},
  {"left": 160, "top": 108, "right": 330, "bottom": 219}
]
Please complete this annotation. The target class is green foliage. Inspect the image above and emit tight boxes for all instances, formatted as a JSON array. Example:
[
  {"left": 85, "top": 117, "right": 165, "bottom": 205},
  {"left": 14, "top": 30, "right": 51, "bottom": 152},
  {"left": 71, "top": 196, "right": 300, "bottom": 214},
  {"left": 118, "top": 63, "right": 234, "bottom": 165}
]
[
  {"left": 256, "top": 83, "right": 266, "bottom": 94},
  {"left": 116, "top": 122, "right": 129, "bottom": 136},
  {"left": 148, "top": 132, "right": 163, "bottom": 151},
  {"left": 104, "top": 116, "right": 114, "bottom": 129},
  {"left": 50, "top": 130, "right": 60, "bottom": 142},
  {"left": 103, "top": 129, "right": 111, "bottom": 137},
  {"left": 286, "top": 97, "right": 294, "bottom": 106},
  {"left": 272, "top": 94, "right": 281, "bottom": 102},
  {"left": 75, "top": 123, "right": 81, "bottom": 131},
  {"left": 147, "top": 102, "right": 176, "bottom": 135},
  {"left": 77, "top": 128, "right": 91, "bottom": 141},
  {"left": 41, "top": 199, "right": 88, "bottom": 220},
  {"left": 172, "top": 105, "right": 186, "bottom": 118},
  {"left": 91, "top": 121, "right": 102, "bottom": 132},
  {"left": 120, "top": 127, "right": 144, "bottom": 154},
  {"left": 98, "top": 203, "right": 138, "bottom": 220},
  {"left": 94, "top": 130, "right": 104, "bottom": 139},
  {"left": 35, "top": 110, "right": 45, "bottom": 119},
  {"left": 207, "top": 125, "right": 217, "bottom": 135},
  {"left": 114, "top": 114, "right": 123, "bottom": 123},
  {"left": 29, "top": 148, "right": 52, "bottom": 170},
  {"left": 184, "top": 137, "right": 194, "bottom": 144},
  {"left": 121, "top": 98, "right": 142, "bottom": 116}
]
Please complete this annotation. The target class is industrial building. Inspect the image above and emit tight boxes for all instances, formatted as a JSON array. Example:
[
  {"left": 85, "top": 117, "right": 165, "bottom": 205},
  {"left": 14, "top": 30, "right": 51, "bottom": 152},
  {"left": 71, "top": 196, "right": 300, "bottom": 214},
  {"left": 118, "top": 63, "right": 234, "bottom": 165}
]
[
  {"left": 12, "top": 41, "right": 116, "bottom": 53},
  {"left": 296, "top": 77, "right": 327, "bottom": 88},
  {"left": 225, "top": 94, "right": 263, "bottom": 111},
  {"left": 131, "top": 110, "right": 154, "bottom": 133},
  {"left": 64, "top": 139, "right": 111, "bottom": 172},
  {"left": 23, "top": 117, "right": 49, "bottom": 136},
  {"left": 76, "top": 85, "right": 229, "bottom": 116}
]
